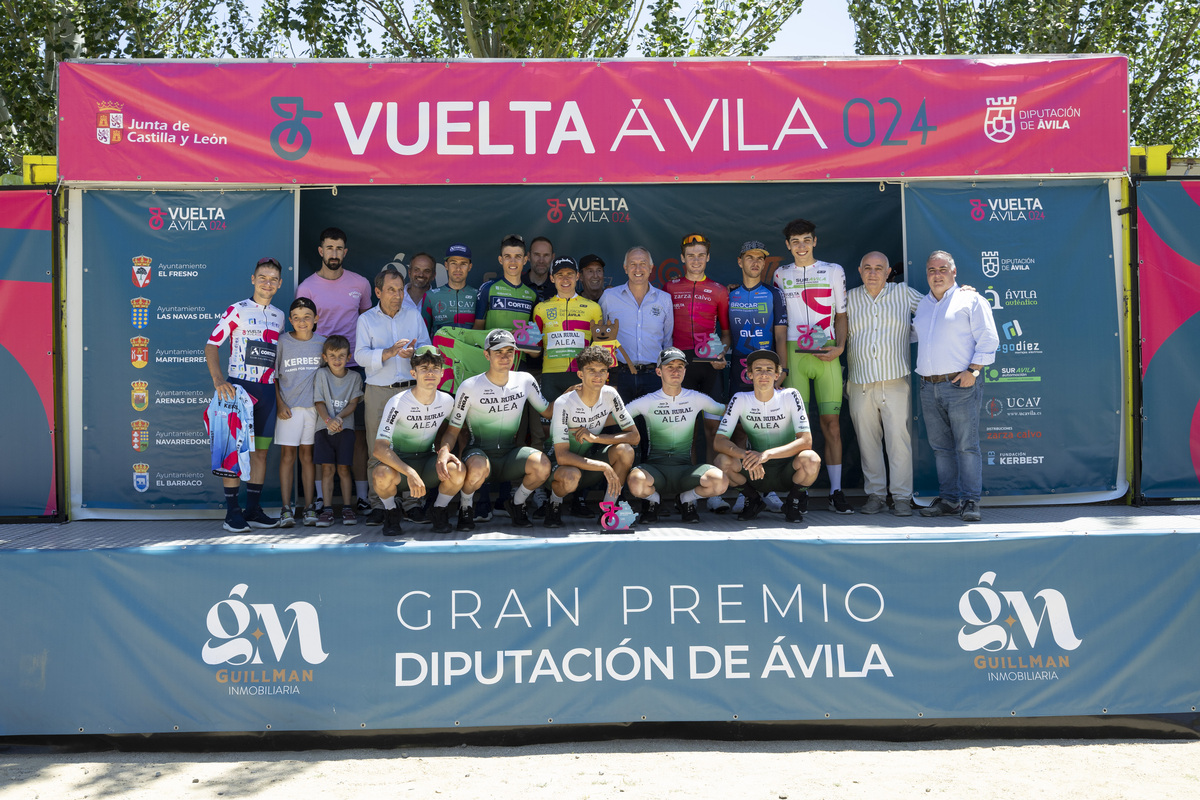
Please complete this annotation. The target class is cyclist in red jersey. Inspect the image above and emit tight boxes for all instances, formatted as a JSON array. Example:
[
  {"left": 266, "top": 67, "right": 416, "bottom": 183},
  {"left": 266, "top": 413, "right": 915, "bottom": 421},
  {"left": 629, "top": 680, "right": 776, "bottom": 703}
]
[{"left": 665, "top": 232, "right": 730, "bottom": 485}]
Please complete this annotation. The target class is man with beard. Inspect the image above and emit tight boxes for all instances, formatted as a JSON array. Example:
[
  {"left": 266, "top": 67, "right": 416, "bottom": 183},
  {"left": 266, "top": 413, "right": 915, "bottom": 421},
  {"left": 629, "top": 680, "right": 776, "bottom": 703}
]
[
  {"left": 523, "top": 236, "right": 556, "bottom": 303},
  {"left": 405, "top": 252, "right": 436, "bottom": 318}
]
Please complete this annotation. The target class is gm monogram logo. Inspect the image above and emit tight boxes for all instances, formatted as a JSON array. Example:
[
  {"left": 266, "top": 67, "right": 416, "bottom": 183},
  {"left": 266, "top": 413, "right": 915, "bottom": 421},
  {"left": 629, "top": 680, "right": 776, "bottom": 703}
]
[
  {"left": 958, "top": 571, "right": 1082, "bottom": 652},
  {"left": 202, "top": 583, "right": 329, "bottom": 666}
]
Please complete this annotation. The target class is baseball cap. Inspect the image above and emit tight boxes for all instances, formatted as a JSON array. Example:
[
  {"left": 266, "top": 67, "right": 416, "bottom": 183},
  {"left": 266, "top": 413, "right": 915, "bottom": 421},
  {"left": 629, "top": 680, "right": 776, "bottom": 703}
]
[
  {"left": 740, "top": 240, "right": 769, "bottom": 257},
  {"left": 551, "top": 256, "right": 579, "bottom": 275},
  {"left": 484, "top": 329, "right": 516, "bottom": 351},
  {"left": 579, "top": 253, "right": 606, "bottom": 269},
  {"left": 746, "top": 349, "right": 781, "bottom": 369},
  {"left": 657, "top": 347, "right": 688, "bottom": 367},
  {"left": 445, "top": 243, "right": 472, "bottom": 259}
]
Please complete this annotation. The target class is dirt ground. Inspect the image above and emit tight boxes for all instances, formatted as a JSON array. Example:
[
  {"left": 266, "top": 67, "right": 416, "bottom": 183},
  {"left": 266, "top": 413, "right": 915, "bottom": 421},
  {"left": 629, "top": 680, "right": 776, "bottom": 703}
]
[{"left": 3, "top": 737, "right": 1199, "bottom": 799}]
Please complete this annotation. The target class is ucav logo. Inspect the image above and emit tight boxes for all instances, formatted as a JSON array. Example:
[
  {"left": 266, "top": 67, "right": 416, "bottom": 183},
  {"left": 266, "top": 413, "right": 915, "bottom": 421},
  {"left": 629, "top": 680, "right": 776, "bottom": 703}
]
[
  {"left": 202, "top": 583, "right": 329, "bottom": 666},
  {"left": 958, "top": 571, "right": 1082, "bottom": 652}
]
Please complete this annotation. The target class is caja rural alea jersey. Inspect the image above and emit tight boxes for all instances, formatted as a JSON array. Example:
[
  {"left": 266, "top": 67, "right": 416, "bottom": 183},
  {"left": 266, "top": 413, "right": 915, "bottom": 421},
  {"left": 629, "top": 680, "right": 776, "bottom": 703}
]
[
  {"left": 449, "top": 371, "right": 549, "bottom": 452},
  {"left": 717, "top": 388, "right": 811, "bottom": 453},
  {"left": 550, "top": 386, "right": 636, "bottom": 456},
  {"left": 207, "top": 298, "right": 285, "bottom": 383},
  {"left": 626, "top": 389, "right": 725, "bottom": 464},
  {"left": 375, "top": 389, "right": 454, "bottom": 457},
  {"left": 772, "top": 261, "right": 847, "bottom": 347}
]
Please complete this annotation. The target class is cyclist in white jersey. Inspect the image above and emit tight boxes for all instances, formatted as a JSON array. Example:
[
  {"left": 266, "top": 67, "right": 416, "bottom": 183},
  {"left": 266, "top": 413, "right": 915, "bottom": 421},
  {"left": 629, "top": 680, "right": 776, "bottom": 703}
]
[
  {"left": 373, "top": 346, "right": 465, "bottom": 537},
  {"left": 438, "top": 329, "right": 550, "bottom": 531},
  {"left": 544, "top": 346, "right": 640, "bottom": 529},
  {"left": 714, "top": 349, "right": 821, "bottom": 523},
  {"left": 625, "top": 348, "right": 728, "bottom": 524}
]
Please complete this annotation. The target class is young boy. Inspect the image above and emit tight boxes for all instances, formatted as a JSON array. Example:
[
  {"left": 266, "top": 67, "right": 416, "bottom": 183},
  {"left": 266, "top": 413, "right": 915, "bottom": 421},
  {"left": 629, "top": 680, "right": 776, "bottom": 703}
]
[
  {"left": 274, "top": 297, "right": 326, "bottom": 527},
  {"left": 205, "top": 256, "right": 286, "bottom": 532},
  {"left": 372, "top": 345, "right": 467, "bottom": 536},
  {"left": 544, "top": 345, "right": 640, "bottom": 529},
  {"left": 313, "top": 335, "right": 364, "bottom": 526},
  {"left": 714, "top": 349, "right": 822, "bottom": 523}
]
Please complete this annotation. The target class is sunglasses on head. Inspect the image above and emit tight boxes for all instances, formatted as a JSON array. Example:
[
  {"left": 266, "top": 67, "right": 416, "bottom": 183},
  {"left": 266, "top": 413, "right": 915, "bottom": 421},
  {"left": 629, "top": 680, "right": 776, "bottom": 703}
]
[
  {"left": 256, "top": 257, "right": 281, "bottom": 267},
  {"left": 681, "top": 234, "right": 709, "bottom": 247}
]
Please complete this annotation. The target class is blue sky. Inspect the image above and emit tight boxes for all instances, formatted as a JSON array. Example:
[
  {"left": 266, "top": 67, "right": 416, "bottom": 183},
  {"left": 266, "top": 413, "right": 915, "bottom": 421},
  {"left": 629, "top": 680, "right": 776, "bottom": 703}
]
[{"left": 765, "top": 0, "right": 857, "bottom": 57}]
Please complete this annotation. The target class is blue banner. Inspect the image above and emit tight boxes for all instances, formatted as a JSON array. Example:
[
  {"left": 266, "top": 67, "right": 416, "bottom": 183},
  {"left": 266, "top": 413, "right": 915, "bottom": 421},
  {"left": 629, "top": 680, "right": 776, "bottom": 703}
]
[
  {"left": 904, "top": 181, "right": 1122, "bottom": 498},
  {"left": 2, "top": 534, "right": 1197, "bottom": 735},
  {"left": 78, "top": 190, "right": 294, "bottom": 510}
]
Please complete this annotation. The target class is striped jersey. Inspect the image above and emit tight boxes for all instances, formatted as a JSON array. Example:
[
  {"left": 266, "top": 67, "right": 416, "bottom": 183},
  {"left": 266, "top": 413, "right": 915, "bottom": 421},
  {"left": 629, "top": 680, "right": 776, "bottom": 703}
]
[{"left": 846, "top": 283, "right": 924, "bottom": 383}]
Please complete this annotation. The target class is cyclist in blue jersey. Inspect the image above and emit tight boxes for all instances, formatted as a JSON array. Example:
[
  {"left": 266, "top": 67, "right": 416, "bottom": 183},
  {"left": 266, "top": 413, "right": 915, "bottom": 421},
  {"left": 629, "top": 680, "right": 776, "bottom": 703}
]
[{"left": 728, "top": 240, "right": 789, "bottom": 395}]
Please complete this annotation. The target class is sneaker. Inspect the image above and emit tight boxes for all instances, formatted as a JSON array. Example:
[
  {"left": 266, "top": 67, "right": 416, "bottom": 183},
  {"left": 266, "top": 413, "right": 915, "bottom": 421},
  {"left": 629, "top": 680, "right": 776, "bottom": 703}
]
[
  {"left": 382, "top": 507, "right": 404, "bottom": 537},
  {"left": 641, "top": 499, "right": 659, "bottom": 524},
  {"left": 312, "top": 499, "right": 325, "bottom": 515},
  {"left": 355, "top": 496, "right": 372, "bottom": 515},
  {"left": 315, "top": 508, "right": 335, "bottom": 527},
  {"left": 828, "top": 490, "right": 853, "bottom": 515},
  {"left": 302, "top": 506, "right": 319, "bottom": 526},
  {"left": 365, "top": 507, "right": 385, "bottom": 526},
  {"left": 920, "top": 497, "right": 961, "bottom": 517},
  {"left": 860, "top": 495, "right": 887, "bottom": 515},
  {"left": 784, "top": 499, "right": 806, "bottom": 523},
  {"left": 569, "top": 495, "right": 591, "bottom": 518},
  {"left": 222, "top": 509, "right": 250, "bottom": 533},
  {"left": 457, "top": 505, "right": 476, "bottom": 532},
  {"left": 473, "top": 498, "right": 494, "bottom": 523},
  {"left": 341, "top": 506, "right": 357, "bottom": 525},
  {"left": 509, "top": 501, "right": 532, "bottom": 528},
  {"left": 407, "top": 503, "right": 428, "bottom": 525},
  {"left": 278, "top": 506, "right": 296, "bottom": 528},
  {"left": 960, "top": 500, "right": 982, "bottom": 522},
  {"left": 543, "top": 502, "right": 563, "bottom": 528},
  {"left": 707, "top": 496, "right": 731, "bottom": 514},
  {"left": 244, "top": 507, "right": 280, "bottom": 529},
  {"left": 731, "top": 494, "right": 746, "bottom": 514},
  {"left": 764, "top": 492, "right": 784, "bottom": 513},
  {"left": 893, "top": 498, "right": 913, "bottom": 517},
  {"left": 430, "top": 505, "right": 452, "bottom": 534},
  {"left": 680, "top": 501, "right": 700, "bottom": 523},
  {"left": 794, "top": 490, "right": 809, "bottom": 516},
  {"left": 737, "top": 492, "right": 766, "bottom": 521}
]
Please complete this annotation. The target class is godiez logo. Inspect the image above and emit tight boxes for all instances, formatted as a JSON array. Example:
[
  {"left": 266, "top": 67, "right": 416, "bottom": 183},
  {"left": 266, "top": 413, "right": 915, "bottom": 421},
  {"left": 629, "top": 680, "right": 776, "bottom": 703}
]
[
  {"left": 149, "top": 206, "right": 227, "bottom": 232},
  {"left": 203, "top": 584, "right": 329, "bottom": 667},
  {"left": 545, "top": 196, "right": 631, "bottom": 224},
  {"left": 959, "top": 572, "right": 1080, "bottom": 678},
  {"left": 998, "top": 318, "right": 1041, "bottom": 355},
  {"left": 983, "top": 96, "right": 1017, "bottom": 144}
]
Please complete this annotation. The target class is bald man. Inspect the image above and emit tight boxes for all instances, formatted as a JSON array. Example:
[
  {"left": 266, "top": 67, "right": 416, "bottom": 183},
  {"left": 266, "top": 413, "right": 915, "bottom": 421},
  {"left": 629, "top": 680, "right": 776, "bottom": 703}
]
[{"left": 845, "top": 251, "right": 924, "bottom": 516}]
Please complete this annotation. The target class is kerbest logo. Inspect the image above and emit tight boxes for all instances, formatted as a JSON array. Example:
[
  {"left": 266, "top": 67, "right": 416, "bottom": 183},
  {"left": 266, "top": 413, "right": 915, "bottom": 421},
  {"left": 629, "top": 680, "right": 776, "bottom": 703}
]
[
  {"left": 969, "top": 197, "right": 1045, "bottom": 223},
  {"left": 203, "top": 584, "right": 327, "bottom": 695},
  {"left": 959, "top": 571, "right": 1080, "bottom": 681},
  {"left": 148, "top": 205, "right": 228, "bottom": 233},
  {"left": 546, "top": 195, "right": 631, "bottom": 224}
]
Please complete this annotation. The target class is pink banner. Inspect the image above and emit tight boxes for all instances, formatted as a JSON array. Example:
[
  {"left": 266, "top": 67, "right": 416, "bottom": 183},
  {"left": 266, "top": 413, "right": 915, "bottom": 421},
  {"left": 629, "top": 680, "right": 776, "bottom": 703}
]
[{"left": 58, "top": 57, "right": 1127, "bottom": 185}]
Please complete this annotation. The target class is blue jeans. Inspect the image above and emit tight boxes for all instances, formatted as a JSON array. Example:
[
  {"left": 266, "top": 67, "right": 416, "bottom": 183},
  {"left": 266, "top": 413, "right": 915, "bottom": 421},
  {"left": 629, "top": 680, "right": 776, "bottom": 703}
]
[{"left": 920, "top": 379, "right": 984, "bottom": 503}]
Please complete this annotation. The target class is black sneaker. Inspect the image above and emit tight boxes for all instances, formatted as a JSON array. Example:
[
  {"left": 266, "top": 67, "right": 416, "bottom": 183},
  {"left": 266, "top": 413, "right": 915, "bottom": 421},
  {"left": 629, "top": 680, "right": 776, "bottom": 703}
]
[
  {"left": 222, "top": 509, "right": 250, "bottom": 532},
  {"left": 364, "top": 507, "right": 385, "bottom": 526},
  {"left": 828, "top": 489, "right": 853, "bottom": 514},
  {"left": 355, "top": 496, "right": 372, "bottom": 515},
  {"left": 243, "top": 507, "right": 280, "bottom": 529},
  {"left": 509, "top": 501, "right": 533, "bottom": 528},
  {"left": 784, "top": 499, "right": 806, "bottom": 523},
  {"left": 569, "top": 495, "right": 591, "bottom": 518},
  {"left": 641, "top": 499, "right": 659, "bottom": 524},
  {"left": 793, "top": 489, "right": 809, "bottom": 515},
  {"left": 960, "top": 500, "right": 982, "bottom": 522},
  {"left": 382, "top": 507, "right": 404, "bottom": 537},
  {"left": 543, "top": 502, "right": 563, "bottom": 528},
  {"left": 473, "top": 498, "right": 494, "bottom": 522},
  {"left": 737, "top": 492, "right": 766, "bottom": 521},
  {"left": 457, "top": 505, "right": 476, "bottom": 532},
  {"left": 430, "top": 505, "right": 452, "bottom": 534},
  {"left": 680, "top": 501, "right": 700, "bottom": 523},
  {"left": 920, "top": 497, "right": 962, "bottom": 517},
  {"left": 407, "top": 503, "right": 429, "bottom": 524}
]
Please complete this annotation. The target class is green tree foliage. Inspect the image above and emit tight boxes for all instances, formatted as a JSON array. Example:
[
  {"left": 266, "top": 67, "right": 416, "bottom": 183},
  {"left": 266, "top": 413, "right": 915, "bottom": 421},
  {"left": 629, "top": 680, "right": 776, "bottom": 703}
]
[{"left": 847, "top": 0, "right": 1200, "bottom": 155}]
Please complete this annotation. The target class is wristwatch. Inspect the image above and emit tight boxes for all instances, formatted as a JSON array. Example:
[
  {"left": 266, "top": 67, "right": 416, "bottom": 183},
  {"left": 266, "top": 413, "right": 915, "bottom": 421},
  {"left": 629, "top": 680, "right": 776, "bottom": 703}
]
[{"left": 969, "top": 368, "right": 981, "bottom": 377}]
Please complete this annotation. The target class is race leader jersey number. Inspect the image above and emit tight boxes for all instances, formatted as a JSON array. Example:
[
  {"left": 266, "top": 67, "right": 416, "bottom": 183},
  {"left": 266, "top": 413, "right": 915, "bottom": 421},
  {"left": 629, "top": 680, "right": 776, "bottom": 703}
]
[
  {"left": 717, "top": 388, "right": 811, "bottom": 453},
  {"left": 376, "top": 389, "right": 454, "bottom": 457},
  {"left": 772, "top": 261, "right": 847, "bottom": 348},
  {"left": 449, "top": 371, "right": 549, "bottom": 452},
  {"left": 207, "top": 299, "right": 285, "bottom": 383}
]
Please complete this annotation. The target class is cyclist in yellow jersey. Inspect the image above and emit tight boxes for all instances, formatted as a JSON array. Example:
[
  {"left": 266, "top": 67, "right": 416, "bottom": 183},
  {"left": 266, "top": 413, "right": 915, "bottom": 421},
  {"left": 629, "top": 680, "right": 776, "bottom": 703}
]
[{"left": 534, "top": 256, "right": 603, "bottom": 408}]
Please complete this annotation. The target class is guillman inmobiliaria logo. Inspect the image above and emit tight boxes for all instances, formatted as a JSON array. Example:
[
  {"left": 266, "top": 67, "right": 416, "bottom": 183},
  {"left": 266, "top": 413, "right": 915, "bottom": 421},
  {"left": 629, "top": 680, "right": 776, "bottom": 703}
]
[
  {"left": 203, "top": 584, "right": 328, "bottom": 696},
  {"left": 958, "top": 571, "right": 1081, "bottom": 683}
]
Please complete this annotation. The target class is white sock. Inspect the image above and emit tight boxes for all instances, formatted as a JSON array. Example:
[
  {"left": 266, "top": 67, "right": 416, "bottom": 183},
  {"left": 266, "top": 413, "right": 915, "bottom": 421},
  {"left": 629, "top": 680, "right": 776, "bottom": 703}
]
[
  {"left": 647, "top": 491, "right": 661, "bottom": 504},
  {"left": 356, "top": 480, "right": 368, "bottom": 498},
  {"left": 513, "top": 484, "right": 533, "bottom": 505},
  {"left": 434, "top": 492, "right": 454, "bottom": 508},
  {"left": 680, "top": 489, "right": 700, "bottom": 504},
  {"left": 381, "top": 496, "right": 397, "bottom": 510},
  {"left": 460, "top": 492, "right": 474, "bottom": 509},
  {"left": 314, "top": 480, "right": 323, "bottom": 500},
  {"left": 550, "top": 492, "right": 566, "bottom": 506},
  {"left": 828, "top": 465, "right": 843, "bottom": 492}
]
